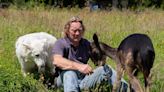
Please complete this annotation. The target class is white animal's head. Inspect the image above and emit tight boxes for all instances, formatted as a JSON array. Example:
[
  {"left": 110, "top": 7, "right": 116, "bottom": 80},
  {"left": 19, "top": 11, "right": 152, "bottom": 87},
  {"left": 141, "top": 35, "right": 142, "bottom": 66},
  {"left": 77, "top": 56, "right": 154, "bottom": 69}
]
[{"left": 23, "top": 39, "right": 48, "bottom": 73}]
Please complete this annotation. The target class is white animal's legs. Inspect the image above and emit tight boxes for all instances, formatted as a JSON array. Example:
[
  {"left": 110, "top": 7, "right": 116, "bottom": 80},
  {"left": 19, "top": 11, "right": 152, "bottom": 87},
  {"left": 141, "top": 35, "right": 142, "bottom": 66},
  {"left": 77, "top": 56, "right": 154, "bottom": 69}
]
[{"left": 16, "top": 55, "right": 28, "bottom": 77}]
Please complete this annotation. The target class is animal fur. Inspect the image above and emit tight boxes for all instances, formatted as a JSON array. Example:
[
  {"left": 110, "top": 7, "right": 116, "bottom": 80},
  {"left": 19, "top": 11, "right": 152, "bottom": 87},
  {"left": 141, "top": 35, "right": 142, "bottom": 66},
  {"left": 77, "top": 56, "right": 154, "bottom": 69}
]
[{"left": 90, "top": 33, "right": 155, "bottom": 92}]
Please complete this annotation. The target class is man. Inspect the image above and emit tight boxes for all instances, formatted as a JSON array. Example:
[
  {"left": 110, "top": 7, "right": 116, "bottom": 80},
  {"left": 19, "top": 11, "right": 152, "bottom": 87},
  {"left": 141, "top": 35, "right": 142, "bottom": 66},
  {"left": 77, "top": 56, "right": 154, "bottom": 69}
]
[{"left": 52, "top": 16, "right": 128, "bottom": 92}]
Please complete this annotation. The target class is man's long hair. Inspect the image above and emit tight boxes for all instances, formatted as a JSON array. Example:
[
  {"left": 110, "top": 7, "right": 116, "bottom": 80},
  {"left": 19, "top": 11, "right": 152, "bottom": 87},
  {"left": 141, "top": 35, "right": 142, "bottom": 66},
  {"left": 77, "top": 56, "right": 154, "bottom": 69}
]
[{"left": 63, "top": 16, "right": 85, "bottom": 37}]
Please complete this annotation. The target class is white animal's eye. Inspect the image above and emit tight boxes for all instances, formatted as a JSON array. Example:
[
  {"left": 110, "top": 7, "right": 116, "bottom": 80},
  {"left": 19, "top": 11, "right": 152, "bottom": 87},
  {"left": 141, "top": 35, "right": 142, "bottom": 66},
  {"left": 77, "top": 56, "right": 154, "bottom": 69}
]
[{"left": 35, "top": 54, "right": 40, "bottom": 57}]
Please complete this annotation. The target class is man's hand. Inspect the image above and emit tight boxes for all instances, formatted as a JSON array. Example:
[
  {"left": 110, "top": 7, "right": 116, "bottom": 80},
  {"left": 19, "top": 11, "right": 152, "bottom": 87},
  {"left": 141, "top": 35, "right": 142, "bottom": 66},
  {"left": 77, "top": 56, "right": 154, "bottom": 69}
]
[{"left": 78, "top": 64, "right": 93, "bottom": 75}]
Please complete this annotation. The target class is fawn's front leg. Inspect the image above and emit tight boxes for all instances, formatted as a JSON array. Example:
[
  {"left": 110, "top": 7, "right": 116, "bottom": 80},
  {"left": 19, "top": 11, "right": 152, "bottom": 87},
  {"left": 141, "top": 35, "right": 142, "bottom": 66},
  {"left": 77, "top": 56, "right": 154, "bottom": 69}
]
[{"left": 112, "top": 63, "right": 124, "bottom": 92}]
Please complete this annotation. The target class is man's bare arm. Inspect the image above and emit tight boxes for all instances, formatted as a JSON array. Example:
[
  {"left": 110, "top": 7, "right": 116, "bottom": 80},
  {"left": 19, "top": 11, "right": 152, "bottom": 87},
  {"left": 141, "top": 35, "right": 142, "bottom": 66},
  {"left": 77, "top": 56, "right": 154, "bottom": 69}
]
[{"left": 53, "top": 55, "right": 93, "bottom": 74}]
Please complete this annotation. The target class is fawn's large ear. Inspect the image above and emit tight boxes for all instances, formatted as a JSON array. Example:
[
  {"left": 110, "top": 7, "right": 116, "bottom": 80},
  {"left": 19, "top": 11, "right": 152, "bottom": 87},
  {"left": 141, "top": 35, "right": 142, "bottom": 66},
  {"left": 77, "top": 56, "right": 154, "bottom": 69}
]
[
  {"left": 93, "top": 33, "right": 99, "bottom": 43},
  {"left": 93, "top": 33, "right": 100, "bottom": 47}
]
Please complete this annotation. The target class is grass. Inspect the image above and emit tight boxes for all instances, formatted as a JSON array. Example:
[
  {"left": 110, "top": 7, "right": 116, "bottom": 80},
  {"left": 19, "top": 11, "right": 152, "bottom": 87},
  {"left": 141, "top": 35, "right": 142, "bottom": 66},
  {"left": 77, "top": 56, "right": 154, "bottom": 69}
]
[{"left": 0, "top": 7, "right": 164, "bottom": 91}]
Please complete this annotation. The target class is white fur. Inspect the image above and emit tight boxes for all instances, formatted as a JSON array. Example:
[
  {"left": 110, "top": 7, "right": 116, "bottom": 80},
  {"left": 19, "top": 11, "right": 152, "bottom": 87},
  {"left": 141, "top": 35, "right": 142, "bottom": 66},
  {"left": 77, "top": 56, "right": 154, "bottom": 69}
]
[{"left": 15, "top": 32, "right": 57, "bottom": 77}]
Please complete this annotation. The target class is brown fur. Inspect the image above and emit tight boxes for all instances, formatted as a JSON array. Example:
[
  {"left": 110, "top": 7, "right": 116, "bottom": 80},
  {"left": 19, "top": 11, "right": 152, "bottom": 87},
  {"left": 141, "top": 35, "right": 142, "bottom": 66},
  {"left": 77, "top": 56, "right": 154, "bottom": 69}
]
[{"left": 90, "top": 33, "right": 155, "bottom": 92}]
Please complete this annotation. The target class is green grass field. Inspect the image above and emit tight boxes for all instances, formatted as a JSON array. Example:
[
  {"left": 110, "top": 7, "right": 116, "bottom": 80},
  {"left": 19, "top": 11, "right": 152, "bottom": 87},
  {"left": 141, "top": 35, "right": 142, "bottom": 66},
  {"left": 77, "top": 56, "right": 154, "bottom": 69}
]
[{"left": 0, "top": 7, "right": 164, "bottom": 92}]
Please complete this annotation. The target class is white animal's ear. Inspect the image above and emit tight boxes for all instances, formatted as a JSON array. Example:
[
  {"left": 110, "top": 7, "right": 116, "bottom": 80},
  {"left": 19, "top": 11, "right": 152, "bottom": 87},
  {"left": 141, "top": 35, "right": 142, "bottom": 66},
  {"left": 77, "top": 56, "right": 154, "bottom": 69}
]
[
  {"left": 41, "top": 39, "right": 47, "bottom": 43},
  {"left": 22, "top": 43, "right": 31, "bottom": 50}
]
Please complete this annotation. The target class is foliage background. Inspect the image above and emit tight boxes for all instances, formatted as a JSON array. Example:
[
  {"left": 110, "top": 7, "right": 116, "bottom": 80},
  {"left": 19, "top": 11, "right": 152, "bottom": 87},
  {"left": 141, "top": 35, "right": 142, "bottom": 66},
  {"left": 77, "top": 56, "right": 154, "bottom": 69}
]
[{"left": 1, "top": 0, "right": 164, "bottom": 9}]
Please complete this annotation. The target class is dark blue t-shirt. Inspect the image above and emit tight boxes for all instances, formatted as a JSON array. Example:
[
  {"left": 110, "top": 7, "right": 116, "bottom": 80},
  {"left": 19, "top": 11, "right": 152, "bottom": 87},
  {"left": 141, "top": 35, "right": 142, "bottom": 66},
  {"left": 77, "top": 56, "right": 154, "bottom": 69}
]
[{"left": 52, "top": 37, "right": 91, "bottom": 64}]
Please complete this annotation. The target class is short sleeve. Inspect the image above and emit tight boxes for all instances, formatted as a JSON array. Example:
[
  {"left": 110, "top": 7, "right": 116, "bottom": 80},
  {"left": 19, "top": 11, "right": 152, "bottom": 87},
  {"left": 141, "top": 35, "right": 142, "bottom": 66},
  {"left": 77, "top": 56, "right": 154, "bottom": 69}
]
[{"left": 52, "top": 39, "right": 64, "bottom": 56}]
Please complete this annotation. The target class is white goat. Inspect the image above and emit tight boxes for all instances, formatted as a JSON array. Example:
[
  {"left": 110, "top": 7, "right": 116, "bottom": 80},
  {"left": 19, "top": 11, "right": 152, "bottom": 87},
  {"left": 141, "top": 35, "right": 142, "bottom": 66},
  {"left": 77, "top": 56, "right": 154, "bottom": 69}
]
[{"left": 15, "top": 32, "right": 57, "bottom": 77}]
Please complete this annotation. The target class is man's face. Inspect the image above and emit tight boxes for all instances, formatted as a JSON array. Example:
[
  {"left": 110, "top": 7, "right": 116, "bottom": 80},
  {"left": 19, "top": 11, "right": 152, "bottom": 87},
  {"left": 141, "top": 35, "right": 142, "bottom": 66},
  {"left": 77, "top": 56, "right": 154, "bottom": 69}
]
[{"left": 67, "top": 22, "right": 84, "bottom": 44}]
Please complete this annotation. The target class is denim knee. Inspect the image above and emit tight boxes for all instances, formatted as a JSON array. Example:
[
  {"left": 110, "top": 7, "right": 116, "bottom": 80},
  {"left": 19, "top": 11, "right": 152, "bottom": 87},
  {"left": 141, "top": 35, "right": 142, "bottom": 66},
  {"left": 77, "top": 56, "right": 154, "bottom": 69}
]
[
  {"left": 79, "top": 65, "right": 113, "bottom": 89},
  {"left": 103, "top": 64, "right": 113, "bottom": 80}
]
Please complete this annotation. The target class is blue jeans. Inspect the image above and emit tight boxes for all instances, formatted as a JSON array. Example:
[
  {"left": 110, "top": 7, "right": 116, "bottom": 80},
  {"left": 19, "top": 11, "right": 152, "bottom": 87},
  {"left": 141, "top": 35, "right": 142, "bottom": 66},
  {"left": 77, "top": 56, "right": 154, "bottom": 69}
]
[{"left": 56, "top": 65, "right": 128, "bottom": 92}]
